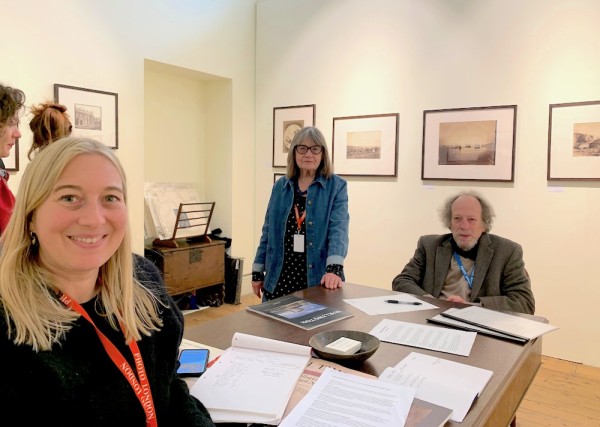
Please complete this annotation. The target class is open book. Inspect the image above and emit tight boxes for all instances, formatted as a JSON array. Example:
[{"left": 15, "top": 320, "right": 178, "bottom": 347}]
[
  {"left": 379, "top": 352, "right": 493, "bottom": 423},
  {"left": 247, "top": 294, "right": 353, "bottom": 330},
  {"left": 189, "top": 332, "right": 311, "bottom": 425}
]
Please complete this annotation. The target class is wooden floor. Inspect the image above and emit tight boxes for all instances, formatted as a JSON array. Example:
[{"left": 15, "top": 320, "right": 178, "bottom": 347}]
[{"left": 184, "top": 294, "right": 600, "bottom": 427}]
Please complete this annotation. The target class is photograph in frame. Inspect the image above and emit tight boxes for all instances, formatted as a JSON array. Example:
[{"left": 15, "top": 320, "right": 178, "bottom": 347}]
[
  {"left": 273, "top": 104, "right": 315, "bottom": 167},
  {"left": 332, "top": 113, "right": 399, "bottom": 177},
  {"left": 54, "top": 84, "right": 118, "bottom": 149},
  {"left": 422, "top": 105, "right": 516, "bottom": 182},
  {"left": 548, "top": 100, "right": 600, "bottom": 181},
  {"left": 3, "top": 139, "right": 18, "bottom": 171},
  {"left": 274, "top": 172, "right": 285, "bottom": 184}
]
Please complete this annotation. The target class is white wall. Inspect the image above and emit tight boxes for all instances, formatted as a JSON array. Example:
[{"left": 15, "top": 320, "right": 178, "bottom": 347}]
[
  {"left": 256, "top": 0, "right": 600, "bottom": 367},
  {"left": 1, "top": 0, "right": 257, "bottom": 267},
  {"left": 144, "top": 61, "right": 234, "bottom": 241}
]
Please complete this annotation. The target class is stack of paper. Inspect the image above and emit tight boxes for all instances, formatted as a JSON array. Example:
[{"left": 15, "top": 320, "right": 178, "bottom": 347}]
[
  {"left": 433, "top": 306, "right": 558, "bottom": 343},
  {"left": 144, "top": 182, "right": 210, "bottom": 240},
  {"left": 379, "top": 352, "right": 493, "bottom": 422}
]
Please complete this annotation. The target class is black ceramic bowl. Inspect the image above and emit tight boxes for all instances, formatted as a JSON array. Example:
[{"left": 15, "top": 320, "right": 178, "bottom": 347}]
[{"left": 309, "top": 330, "right": 380, "bottom": 363}]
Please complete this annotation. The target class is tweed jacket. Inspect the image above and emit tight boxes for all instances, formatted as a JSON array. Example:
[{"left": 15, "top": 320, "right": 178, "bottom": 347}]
[{"left": 392, "top": 233, "right": 535, "bottom": 314}]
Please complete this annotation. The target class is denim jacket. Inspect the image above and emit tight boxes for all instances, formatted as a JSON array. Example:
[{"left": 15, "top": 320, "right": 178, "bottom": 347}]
[{"left": 253, "top": 174, "right": 349, "bottom": 294}]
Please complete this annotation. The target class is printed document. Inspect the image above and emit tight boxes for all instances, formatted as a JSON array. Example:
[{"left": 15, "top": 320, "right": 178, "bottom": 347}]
[
  {"left": 369, "top": 318, "right": 476, "bottom": 356},
  {"left": 190, "top": 332, "right": 311, "bottom": 425},
  {"left": 280, "top": 368, "right": 416, "bottom": 427},
  {"left": 379, "top": 352, "right": 493, "bottom": 422}
]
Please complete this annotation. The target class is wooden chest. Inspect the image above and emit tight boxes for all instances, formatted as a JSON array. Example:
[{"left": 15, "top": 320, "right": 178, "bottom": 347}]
[{"left": 144, "top": 240, "right": 226, "bottom": 296}]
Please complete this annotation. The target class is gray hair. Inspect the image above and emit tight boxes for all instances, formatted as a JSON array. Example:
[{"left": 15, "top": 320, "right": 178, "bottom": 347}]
[
  {"left": 439, "top": 190, "right": 495, "bottom": 232},
  {"left": 286, "top": 126, "right": 332, "bottom": 179}
]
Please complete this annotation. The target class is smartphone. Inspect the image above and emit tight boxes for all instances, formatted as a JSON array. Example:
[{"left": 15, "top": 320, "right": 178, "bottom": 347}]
[{"left": 177, "top": 348, "right": 210, "bottom": 377}]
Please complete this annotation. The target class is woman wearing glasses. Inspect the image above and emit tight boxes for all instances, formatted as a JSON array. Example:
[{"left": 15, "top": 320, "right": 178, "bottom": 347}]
[{"left": 252, "top": 126, "right": 349, "bottom": 300}]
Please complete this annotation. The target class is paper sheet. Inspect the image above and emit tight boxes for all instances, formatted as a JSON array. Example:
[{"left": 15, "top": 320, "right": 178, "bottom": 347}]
[
  {"left": 280, "top": 368, "right": 416, "bottom": 427},
  {"left": 379, "top": 352, "right": 493, "bottom": 422},
  {"left": 343, "top": 293, "right": 438, "bottom": 315},
  {"left": 369, "top": 318, "right": 476, "bottom": 356}
]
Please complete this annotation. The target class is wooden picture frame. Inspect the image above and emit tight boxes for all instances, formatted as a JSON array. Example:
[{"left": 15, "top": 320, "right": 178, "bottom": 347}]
[
  {"left": 272, "top": 104, "right": 315, "bottom": 167},
  {"left": 422, "top": 105, "right": 517, "bottom": 182},
  {"left": 274, "top": 172, "right": 285, "bottom": 184},
  {"left": 4, "top": 139, "right": 19, "bottom": 171},
  {"left": 54, "top": 84, "right": 119, "bottom": 149},
  {"left": 332, "top": 113, "right": 399, "bottom": 177},
  {"left": 548, "top": 100, "right": 600, "bottom": 181}
]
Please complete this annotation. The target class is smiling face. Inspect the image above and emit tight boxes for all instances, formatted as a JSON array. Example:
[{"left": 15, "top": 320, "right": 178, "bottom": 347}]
[
  {"left": 31, "top": 153, "right": 127, "bottom": 281},
  {"left": 295, "top": 138, "right": 323, "bottom": 175},
  {"left": 450, "top": 195, "right": 486, "bottom": 250},
  {"left": 0, "top": 116, "right": 21, "bottom": 158}
]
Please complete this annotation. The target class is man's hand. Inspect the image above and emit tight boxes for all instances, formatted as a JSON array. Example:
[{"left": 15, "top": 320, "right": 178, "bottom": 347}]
[{"left": 446, "top": 295, "right": 467, "bottom": 304}]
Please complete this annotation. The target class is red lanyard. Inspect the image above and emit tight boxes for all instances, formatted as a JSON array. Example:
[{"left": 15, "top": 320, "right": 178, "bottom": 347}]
[
  {"left": 294, "top": 204, "right": 306, "bottom": 231},
  {"left": 58, "top": 292, "right": 158, "bottom": 427}
]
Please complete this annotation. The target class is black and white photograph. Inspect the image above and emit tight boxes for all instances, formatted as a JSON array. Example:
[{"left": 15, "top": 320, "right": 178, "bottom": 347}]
[{"left": 54, "top": 84, "right": 119, "bottom": 149}]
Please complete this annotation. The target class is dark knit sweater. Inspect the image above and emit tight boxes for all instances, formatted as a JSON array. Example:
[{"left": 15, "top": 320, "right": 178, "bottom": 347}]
[{"left": 0, "top": 255, "right": 215, "bottom": 427}]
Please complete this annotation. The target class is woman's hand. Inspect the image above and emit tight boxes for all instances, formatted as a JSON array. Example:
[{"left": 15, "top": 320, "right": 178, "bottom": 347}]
[
  {"left": 251, "top": 280, "right": 264, "bottom": 298},
  {"left": 320, "top": 272, "right": 343, "bottom": 289}
]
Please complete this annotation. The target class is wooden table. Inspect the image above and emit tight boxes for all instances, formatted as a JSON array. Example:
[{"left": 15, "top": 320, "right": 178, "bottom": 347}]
[{"left": 184, "top": 283, "right": 542, "bottom": 427}]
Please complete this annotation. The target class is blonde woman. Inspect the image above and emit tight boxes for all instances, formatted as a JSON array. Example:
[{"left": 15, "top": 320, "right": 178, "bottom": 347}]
[{"left": 0, "top": 137, "right": 215, "bottom": 426}]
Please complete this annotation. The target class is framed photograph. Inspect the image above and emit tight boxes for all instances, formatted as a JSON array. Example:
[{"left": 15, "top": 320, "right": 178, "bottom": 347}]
[
  {"left": 548, "top": 100, "right": 600, "bottom": 181},
  {"left": 422, "top": 105, "right": 517, "bottom": 182},
  {"left": 274, "top": 172, "right": 285, "bottom": 184},
  {"left": 332, "top": 113, "right": 399, "bottom": 177},
  {"left": 4, "top": 139, "right": 19, "bottom": 171},
  {"left": 273, "top": 104, "right": 315, "bottom": 167},
  {"left": 54, "top": 84, "right": 118, "bottom": 149}
]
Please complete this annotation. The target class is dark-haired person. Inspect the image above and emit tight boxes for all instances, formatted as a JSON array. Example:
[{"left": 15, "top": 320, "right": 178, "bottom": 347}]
[
  {"left": 0, "top": 83, "right": 25, "bottom": 234},
  {"left": 252, "top": 126, "right": 350, "bottom": 301},
  {"left": 392, "top": 190, "right": 535, "bottom": 314},
  {"left": 28, "top": 101, "right": 73, "bottom": 159}
]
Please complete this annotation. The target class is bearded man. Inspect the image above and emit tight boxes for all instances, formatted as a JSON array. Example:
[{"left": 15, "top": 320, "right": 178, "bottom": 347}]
[{"left": 392, "top": 191, "right": 534, "bottom": 314}]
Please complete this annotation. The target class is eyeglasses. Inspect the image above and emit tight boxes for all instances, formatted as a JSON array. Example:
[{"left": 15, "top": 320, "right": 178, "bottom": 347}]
[{"left": 295, "top": 144, "right": 323, "bottom": 155}]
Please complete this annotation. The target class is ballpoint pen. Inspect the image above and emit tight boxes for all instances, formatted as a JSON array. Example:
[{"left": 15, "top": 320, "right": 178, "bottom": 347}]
[{"left": 384, "top": 300, "right": 422, "bottom": 305}]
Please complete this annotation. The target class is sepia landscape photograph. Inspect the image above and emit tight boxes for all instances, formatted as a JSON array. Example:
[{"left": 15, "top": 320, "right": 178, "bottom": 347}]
[
  {"left": 438, "top": 120, "right": 497, "bottom": 165},
  {"left": 572, "top": 122, "right": 600, "bottom": 157},
  {"left": 346, "top": 130, "right": 382, "bottom": 159}
]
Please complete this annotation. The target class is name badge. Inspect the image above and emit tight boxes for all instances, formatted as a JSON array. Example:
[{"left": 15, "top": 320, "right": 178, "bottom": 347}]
[{"left": 293, "top": 234, "right": 305, "bottom": 252}]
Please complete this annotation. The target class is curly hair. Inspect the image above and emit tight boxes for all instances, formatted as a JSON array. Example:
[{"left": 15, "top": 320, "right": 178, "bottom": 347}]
[
  {"left": 0, "top": 84, "right": 26, "bottom": 129},
  {"left": 439, "top": 190, "right": 495, "bottom": 232}
]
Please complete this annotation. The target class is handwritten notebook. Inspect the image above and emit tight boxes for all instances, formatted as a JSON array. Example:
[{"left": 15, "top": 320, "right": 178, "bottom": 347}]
[{"left": 189, "top": 332, "right": 311, "bottom": 425}]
